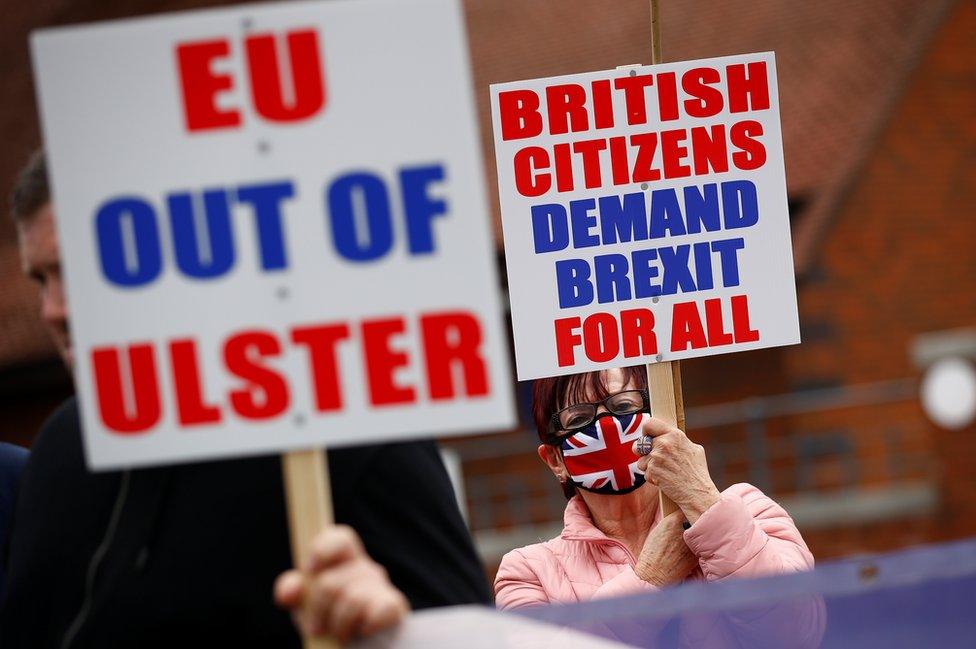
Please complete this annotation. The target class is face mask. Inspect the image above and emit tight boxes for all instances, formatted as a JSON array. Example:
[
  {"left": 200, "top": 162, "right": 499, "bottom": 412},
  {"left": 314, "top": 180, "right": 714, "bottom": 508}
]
[{"left": 560, "top": 411, "right": 648, "bottom": 495}]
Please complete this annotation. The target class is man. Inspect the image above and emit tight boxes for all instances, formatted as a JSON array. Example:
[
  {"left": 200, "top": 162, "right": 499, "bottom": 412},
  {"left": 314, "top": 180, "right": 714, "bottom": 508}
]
[{"left": 0, "top": 150, "right": 490, "bottom": 647}]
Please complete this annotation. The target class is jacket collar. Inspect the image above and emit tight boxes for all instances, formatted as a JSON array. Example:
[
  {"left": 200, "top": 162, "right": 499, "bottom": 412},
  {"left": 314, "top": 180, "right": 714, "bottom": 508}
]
[
  {"left": 559, "top": 496, "right": 636, "bottom": 564},
  {"left": 560, "top": 495, "right": 614, "bottom": 541}
]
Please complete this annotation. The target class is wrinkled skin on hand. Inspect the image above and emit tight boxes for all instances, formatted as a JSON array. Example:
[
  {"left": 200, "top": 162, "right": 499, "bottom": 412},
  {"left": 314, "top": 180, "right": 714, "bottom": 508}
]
[
  {"left": 274, "top": 524, "right": 409, "bottom": 643},
  {"left": 635, "top": 509, "right": 699, "bottom": 586},
  {"left": 633, "top": 417, "right": 721, "bottom": 524}
]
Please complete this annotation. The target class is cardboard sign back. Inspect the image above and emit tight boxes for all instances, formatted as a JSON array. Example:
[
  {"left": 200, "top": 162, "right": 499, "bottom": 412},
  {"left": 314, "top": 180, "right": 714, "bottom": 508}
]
[{"left": 31, "top": 0, "right": 515, "bottom": 470}]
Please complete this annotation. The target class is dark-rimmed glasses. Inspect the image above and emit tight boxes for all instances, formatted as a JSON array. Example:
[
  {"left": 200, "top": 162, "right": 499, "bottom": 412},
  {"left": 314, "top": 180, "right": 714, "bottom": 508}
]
[{"left": 545, "top": 389, "right": 650, "bottom": 444}]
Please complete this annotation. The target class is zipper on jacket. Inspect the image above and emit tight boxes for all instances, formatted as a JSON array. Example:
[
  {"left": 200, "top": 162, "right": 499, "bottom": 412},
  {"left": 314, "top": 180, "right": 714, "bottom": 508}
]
[
  {"left": 60, "top": 470, "right": 131, "bottom": 649},
  {"left": 562, "top": 533, "right": 638, "bottom": 565}
]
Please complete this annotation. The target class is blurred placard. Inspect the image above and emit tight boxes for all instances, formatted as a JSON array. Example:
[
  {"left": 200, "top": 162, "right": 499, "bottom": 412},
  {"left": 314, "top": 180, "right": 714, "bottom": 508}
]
[
  {"left": 31, "top": 0, "right": 514, "bottom": 469},
  {"left": 355, "top": 606, "right": 632, "bottom": 649},
  {"left": 490, "top": 53, "right": 800, "bottom": 380}
]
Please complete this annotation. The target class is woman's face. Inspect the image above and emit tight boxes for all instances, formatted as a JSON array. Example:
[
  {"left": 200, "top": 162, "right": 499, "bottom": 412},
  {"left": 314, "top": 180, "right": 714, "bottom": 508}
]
[{"left": 538, "top": 368, "right": 638, "bottom": 479}]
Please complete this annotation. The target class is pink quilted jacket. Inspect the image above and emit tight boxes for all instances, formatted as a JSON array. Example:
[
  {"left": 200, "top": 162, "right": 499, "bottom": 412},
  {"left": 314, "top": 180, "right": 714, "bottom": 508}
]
[{"left": 495, "top": 483, "right": 826, "bottom": 647}]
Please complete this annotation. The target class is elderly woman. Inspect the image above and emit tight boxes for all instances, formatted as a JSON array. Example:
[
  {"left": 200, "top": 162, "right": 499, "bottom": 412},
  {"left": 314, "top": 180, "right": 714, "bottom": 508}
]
[{"left": 495, "top": 367, "right": 825, "bottom": 646}]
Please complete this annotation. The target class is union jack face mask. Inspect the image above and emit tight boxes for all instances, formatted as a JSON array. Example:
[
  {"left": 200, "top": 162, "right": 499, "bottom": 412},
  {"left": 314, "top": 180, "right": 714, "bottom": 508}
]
[{"left": 560, "top": 411, "right": 649, "bottom": 495}]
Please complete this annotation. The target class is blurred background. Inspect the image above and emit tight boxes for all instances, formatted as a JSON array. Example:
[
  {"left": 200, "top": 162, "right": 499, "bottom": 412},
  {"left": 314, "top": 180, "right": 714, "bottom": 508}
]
[{"left": 1, "top": 0, "right": 974, "bottom": 581}]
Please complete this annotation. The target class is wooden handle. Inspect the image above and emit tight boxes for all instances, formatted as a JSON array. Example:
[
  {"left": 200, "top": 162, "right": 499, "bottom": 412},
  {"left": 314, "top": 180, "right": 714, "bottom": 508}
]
[
  {"left": 645, "top": 362, "right": 682, "bottom": 516},
  {"left": 671, "top": 359, "right": 686, "bottom": 433},
  {"left": 282, "top": 449, "right": 340, "bottom": 649},
  {"left": 649, "top": 0, "right": 663, "bottom": 65}
]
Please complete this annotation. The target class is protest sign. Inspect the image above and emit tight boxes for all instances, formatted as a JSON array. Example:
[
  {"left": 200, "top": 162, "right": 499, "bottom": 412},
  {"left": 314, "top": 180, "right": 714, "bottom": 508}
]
[
  {"left": 490, "top": 51, "right": 799, "bottom": 381},
  {"left": 31, "top": 0, "right": 514, "bottom": 470}
]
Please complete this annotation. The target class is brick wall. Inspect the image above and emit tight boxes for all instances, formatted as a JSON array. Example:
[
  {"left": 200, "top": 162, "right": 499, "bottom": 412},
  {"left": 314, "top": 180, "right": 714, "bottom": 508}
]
[{"left": 679, "top": 0, "right": 976, "bottom": 558}]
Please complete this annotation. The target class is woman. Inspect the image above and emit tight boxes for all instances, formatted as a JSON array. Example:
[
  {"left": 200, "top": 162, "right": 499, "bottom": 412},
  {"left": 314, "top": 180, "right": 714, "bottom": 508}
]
[{"left": 495, "top": 366, "right": 825, "bottom": 646}]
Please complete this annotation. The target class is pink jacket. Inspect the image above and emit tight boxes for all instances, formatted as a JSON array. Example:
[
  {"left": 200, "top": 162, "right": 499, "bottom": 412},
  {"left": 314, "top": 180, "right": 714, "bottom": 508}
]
[{"left": 495, "top": 483, "right": 826, "bottom": 647}]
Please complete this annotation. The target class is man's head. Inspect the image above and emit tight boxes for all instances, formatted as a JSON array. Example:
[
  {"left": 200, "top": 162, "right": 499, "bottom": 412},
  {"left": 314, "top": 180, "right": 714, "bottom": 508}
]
[{"left": 11, "top": 150, "right": 72, "bottom": 368}]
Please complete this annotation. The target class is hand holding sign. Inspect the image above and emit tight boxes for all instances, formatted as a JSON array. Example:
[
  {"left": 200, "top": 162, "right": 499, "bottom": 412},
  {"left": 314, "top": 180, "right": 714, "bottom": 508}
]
[
  {"left": 274, "top": 525, "right": 409, "bottom": 642},
  {"left": 632, "top": 418, "right": 720, "bottom": 524}
]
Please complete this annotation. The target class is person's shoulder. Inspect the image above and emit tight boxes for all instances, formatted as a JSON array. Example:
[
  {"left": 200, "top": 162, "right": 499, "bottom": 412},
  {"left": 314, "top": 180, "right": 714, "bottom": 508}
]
[
  {"left": 0, "top": 442, "right": 29, "bottom": 494},
  {"left": 497, "top": 545, "right": 542, "bottom": 582},
  {"left": 499, "top": 536, "right": 567, "bottom": 572},
  {"left": 724, "top": 482, "right": 772, "bottom": 501},
  {"left": 34, "top": 396, "right": 80, "bottom": 443},
  {"left": 0, "top": 443, "right": 28, "bottom": 470},
  {"left": 724, "top": 482, "right": 765, "bottom": 499},
  {"left": 723, "top": 482, "right": 794, "bottom": 522},
  {"left": 720, "top": 483, "right": 814, "bottom": 567},
  {"left": 21, "top": 397, "right": 84, "bottom": 475},
  {"left": 0, "top": 441, "right": 28, "bottom": 484},
  {"left": 494, "top": 535, "right": 573, "bottom": 603}
]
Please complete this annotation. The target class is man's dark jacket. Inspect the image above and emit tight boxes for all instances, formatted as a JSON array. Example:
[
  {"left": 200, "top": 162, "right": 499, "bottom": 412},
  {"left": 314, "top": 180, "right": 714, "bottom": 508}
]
[{"left": 0, "top": 398, "right": 489, "bottom": 648}]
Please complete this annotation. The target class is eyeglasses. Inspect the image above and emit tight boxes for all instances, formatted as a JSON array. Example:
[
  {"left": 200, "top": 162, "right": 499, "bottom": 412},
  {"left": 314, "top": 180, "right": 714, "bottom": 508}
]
[{"left": 545, "top": 389, "right": 650, "bottom": 444}]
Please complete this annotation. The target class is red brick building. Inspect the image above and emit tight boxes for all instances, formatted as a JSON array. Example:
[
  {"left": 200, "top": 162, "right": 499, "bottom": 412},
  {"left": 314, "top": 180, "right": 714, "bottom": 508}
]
[{"left": 1, "top": 0, "right": 973, "bottom": 573}]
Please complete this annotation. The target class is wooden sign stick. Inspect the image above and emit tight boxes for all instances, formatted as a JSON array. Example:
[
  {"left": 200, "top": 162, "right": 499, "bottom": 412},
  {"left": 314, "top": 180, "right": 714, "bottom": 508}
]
[
  {"left": 645, "top": 362, "right": 684, "bottom": 516},
  {"left": 645, "top": 0, "right": 684, "bottom": 517},
  {"left": 282, "top": 449, "right": 340, "bottom": 649}
]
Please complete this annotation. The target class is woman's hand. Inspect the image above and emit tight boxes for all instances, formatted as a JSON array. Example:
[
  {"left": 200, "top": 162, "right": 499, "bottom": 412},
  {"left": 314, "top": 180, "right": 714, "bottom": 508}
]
[
  {"left": 633, "top": 418, "right": 721, "bottom": 523},
  {"left": 274, "top": 525, "right": 410, "bottom": 643},
  {"left": 635, "top": 510, "right": 699, "bottom": 586}
]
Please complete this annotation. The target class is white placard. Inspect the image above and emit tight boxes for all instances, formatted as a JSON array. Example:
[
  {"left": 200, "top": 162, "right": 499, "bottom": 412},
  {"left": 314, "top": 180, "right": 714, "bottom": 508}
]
[
  {"left": 490, "top": 53, "right": 800, "bottom": 380},
  {"left": 355, "top": 605, "right": 632, "bottom": 649},
  {"left": 32, "top": 0, "right": 514, "bottom": 469}
]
